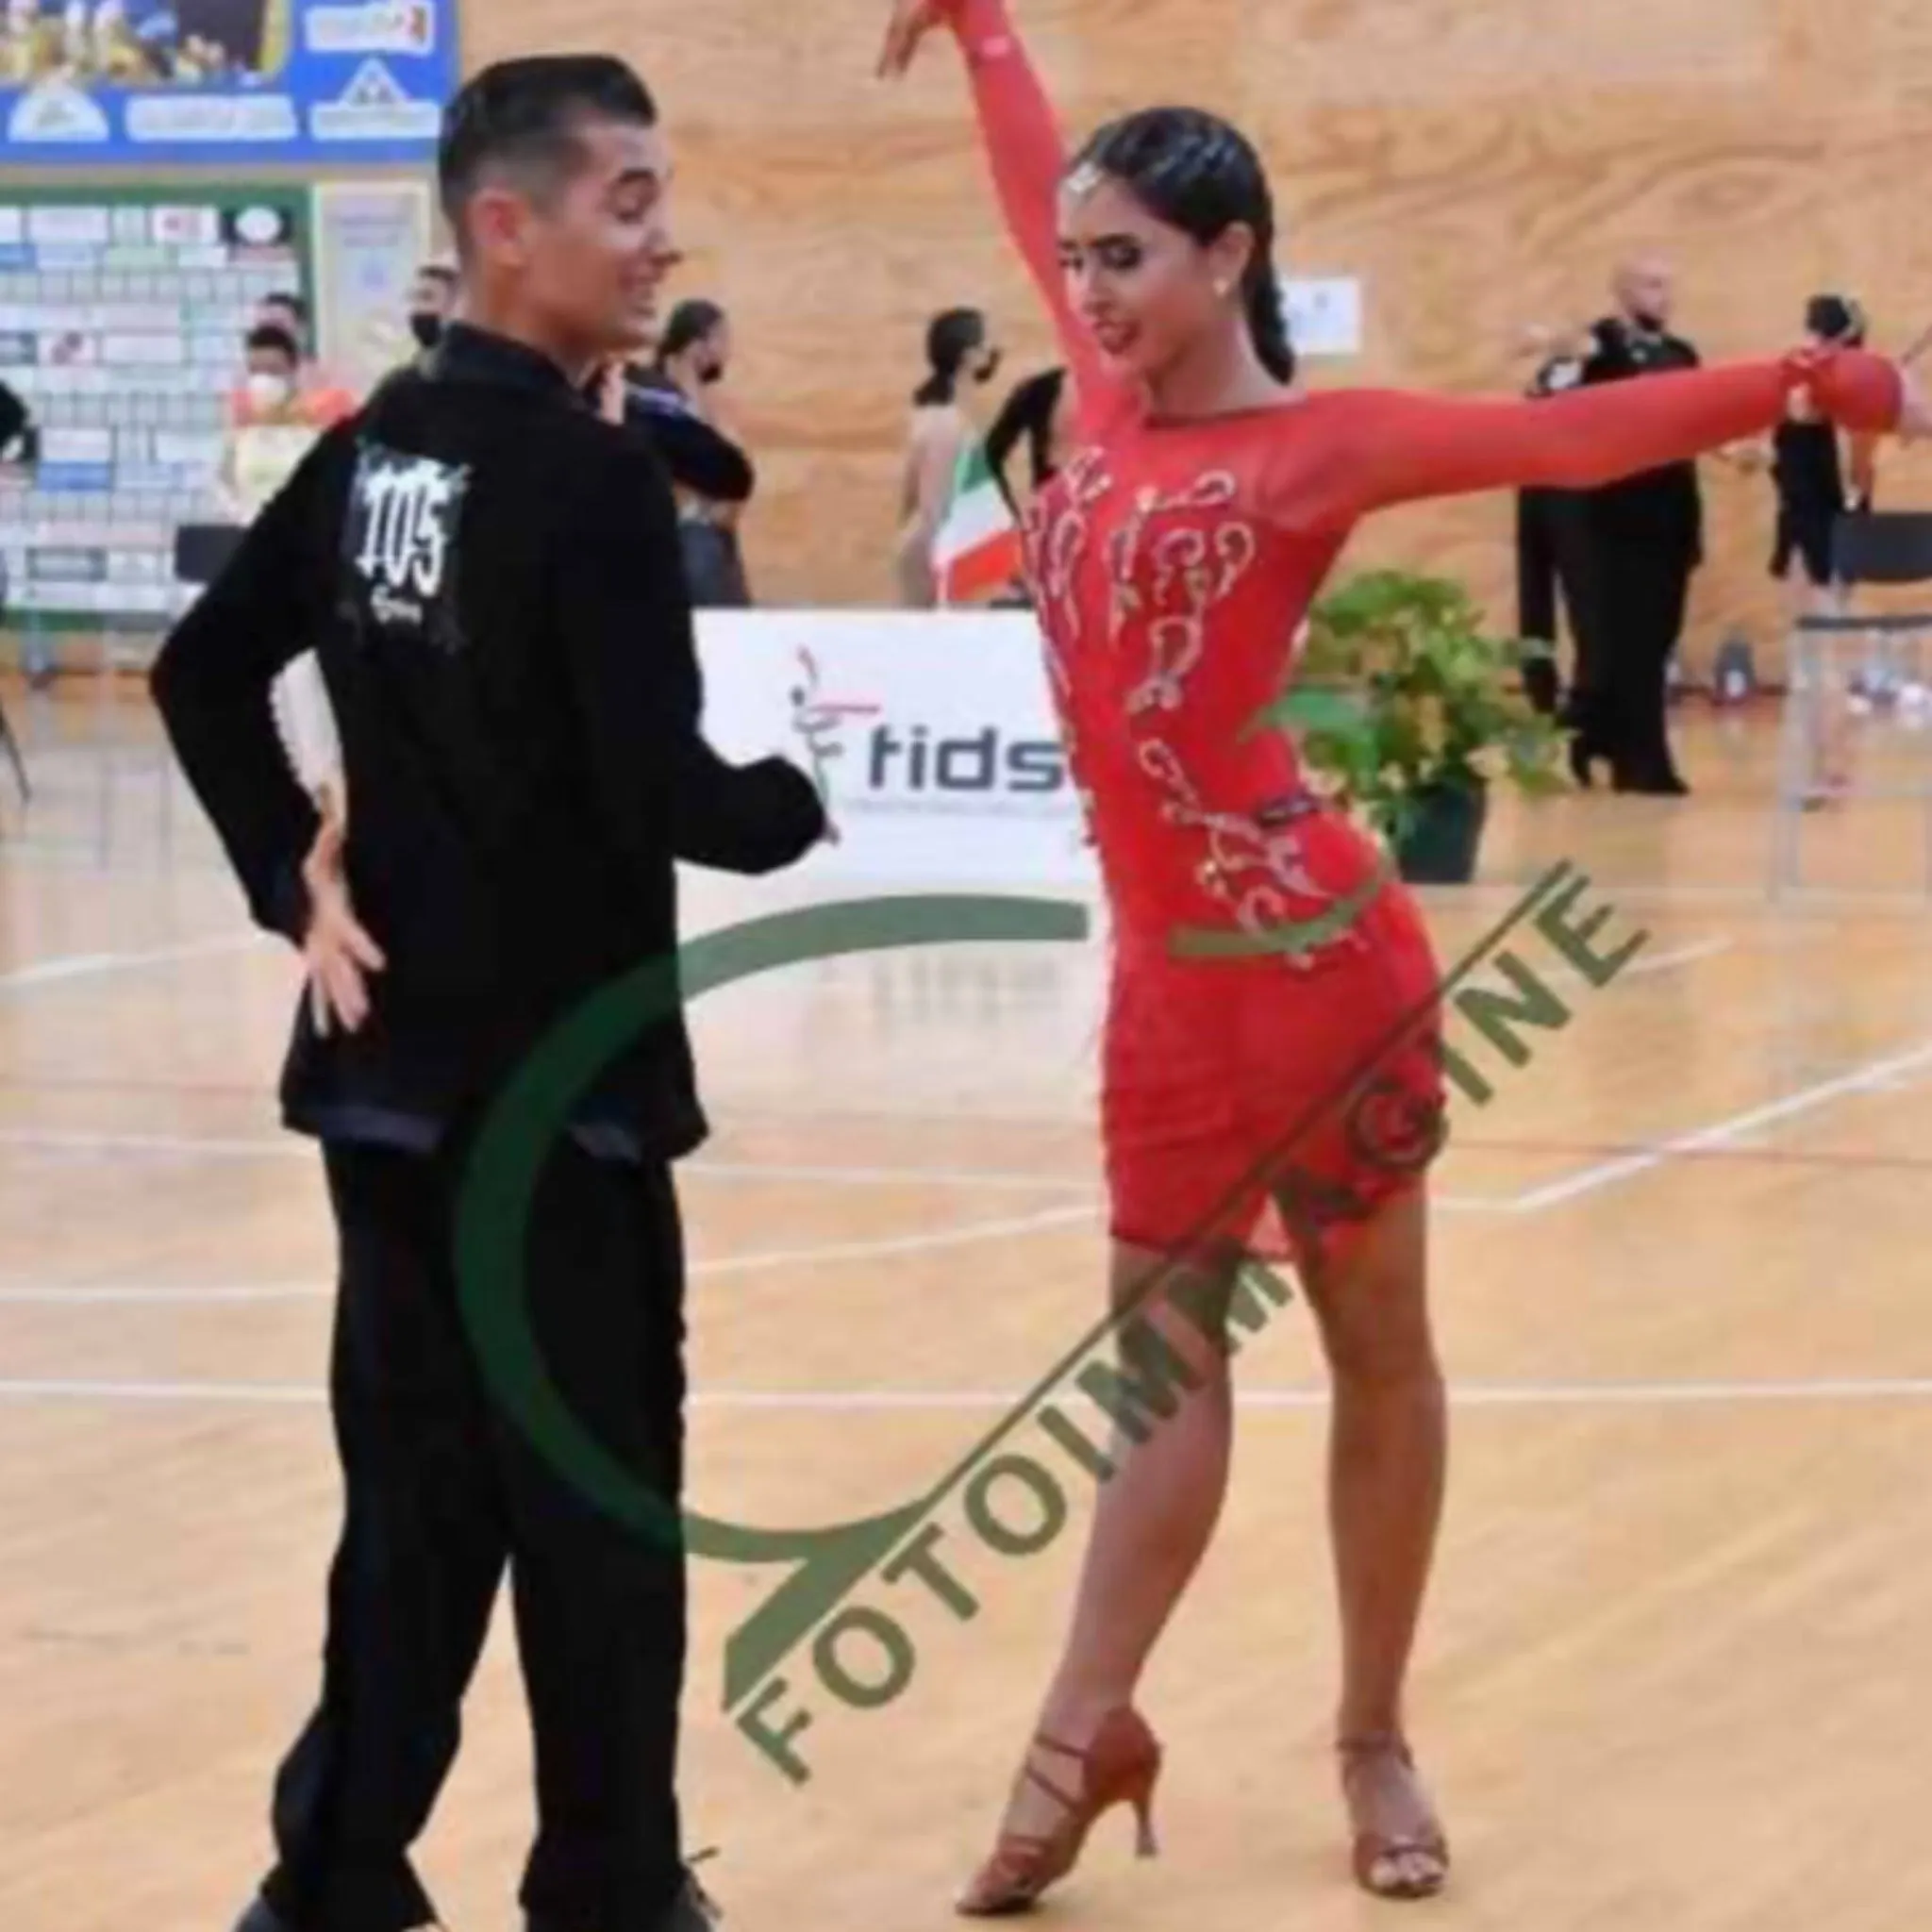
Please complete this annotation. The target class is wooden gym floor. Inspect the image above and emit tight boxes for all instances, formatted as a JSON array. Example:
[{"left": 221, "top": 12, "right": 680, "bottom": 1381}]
[{"left": 5, "top": 684, "right": 1932, "bottom": 1931}]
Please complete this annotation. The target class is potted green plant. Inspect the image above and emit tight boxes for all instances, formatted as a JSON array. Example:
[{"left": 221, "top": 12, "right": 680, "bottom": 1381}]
[{"left": 1257, "top": 569, "right": 1566, "bottom": 884}]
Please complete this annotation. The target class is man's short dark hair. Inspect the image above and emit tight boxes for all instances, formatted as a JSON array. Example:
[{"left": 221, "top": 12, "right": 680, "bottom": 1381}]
[
  {"left": 245, "top": 322, "right": 301, "bottom": 363},
  {"left": 437, "top": 56, "right": 658, "bottom": 245},
  {"left": 419, "top": 261, "right": 459, "bottom": 291},
  {"left": 261, "top": 291, "right": 308, "bottom": 325}
]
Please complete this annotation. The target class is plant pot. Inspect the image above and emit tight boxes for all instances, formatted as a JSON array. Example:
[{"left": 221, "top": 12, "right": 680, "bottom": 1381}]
[{"left": 1394, "top": 781, "right": 1488, "bottom": 885}]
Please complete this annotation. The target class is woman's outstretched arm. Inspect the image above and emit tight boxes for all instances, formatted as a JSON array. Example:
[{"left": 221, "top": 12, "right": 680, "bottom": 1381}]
[
  {"left": 879, "top": 0, "right": 1124, "bottom": 433},
  {"left": 1301, "top": 349, "right": 1907, "bottom": 526}
]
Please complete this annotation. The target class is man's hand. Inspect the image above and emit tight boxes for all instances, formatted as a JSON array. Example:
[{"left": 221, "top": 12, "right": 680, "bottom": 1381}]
[
  {"left": 300, "top": 801, "right": 386, "bottom": 1034},
  {"left": 594, "top": 360, "right": 627, "bottom": 425},
  {"left": 1517, "top": 321, "right": 1596, "bottom": 363}
]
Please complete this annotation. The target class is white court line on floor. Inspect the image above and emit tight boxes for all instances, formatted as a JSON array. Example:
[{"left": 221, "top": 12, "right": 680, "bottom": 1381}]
[
  {"left": 684, "top": 1159, "right": 1096, "bottom": 1195},
  {"left": 0, "top": 1126, "right": 1508, "bottom": 1214},
  {"left": 0, "top": 1284, "right": 325, "bottom": 1305},
  {"left": 1505, "top": 1034, "right": 1932, "bottom": 1214},
  {"left": 0, "top": 1128, "right": 1084, "bottom": 1191},
  {"left": 4, "top": 1375, "right": 1932, "bottom": 1409},
  {"left": 0, "top": 1208, "right": 1100, "bottom": 1307},
  {"left": 1530, "top": 933, "right": 1733, "bottom": 996},
  {"left": 0, "top": 1191, "right": 1533, "bottom": 1312},
  {"left": 0, "top": 931, "right": 269, "bottom": 993},
  {"left": 1607, "top": 935, "right": 1734, "bottom": 979}
]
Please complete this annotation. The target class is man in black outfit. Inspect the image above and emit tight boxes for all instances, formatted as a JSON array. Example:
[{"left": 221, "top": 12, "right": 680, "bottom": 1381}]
[
  {"left": 149, "top": 55, "right": 827, "bottom": 1932},
  {"left": 1512, "top": 348, "right": 1596, "bottom": 719},
  {"left": 986, "top": 363, "right": 1068, "bottom": 508},
  {"left": 1569, "top": 257, "right": 1704, "bottom": 793},
  {"left": 0, "top": 375, "right": 35, "bottom": 782}
]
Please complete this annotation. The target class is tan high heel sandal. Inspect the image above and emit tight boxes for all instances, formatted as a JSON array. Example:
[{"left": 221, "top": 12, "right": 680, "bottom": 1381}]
[
  {"left": 1338, "top": 1731, "right": 1450, "bottom": 1900},
  {"left": 956, "top": 1707, "right": 1163, "bottom": 1916}
]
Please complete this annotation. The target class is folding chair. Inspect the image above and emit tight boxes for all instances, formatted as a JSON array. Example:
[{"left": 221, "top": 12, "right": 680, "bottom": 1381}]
[{"left": 1771, "top": 512, "right": 1932, "bottom": 895}]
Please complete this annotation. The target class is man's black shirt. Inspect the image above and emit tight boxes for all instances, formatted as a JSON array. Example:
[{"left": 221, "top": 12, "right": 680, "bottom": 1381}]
[
  {"left": 1575, "top": 316, "right": 1705, "bottom": 556},
  {"left": 617, "top": 372, "right": 755, "bottom": 506},
  {"left": 0, "top": 377, "right": 26, "bottom": 458},
  {"left": 150, "top": 323, "right": 824, "bottom": 1161}
]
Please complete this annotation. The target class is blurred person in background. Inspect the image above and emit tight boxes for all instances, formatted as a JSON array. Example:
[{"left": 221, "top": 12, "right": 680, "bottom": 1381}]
[
  {"left": 218, "top": 324, "right": 329, "bottom": 522},
  {"left": 406, "top": 262, "right": 460, "bottom": 354},
  {"left": 0, "top": 370, "right": 38, "bottom": 708},
  {"left": 894, "top": 304, "right": 1003, "bottom": 605},
  {"left": 1509, "top": 338, "right": 1598, "bottom": 720},
  {"left": 1568, "top": 256, "right": 1706, "bottom": 793},
  {"left": 630, "top": 299, "right": 757, "bottom": 606},
  {"left": 1725, "top": 291, "right": 1880, "bottom": 803},
  {"left": 986, "top": 362, "right": 1074, "bottom": 514},
  {"left": 252, "top": 291, "right": 358, "bottom": 424}
]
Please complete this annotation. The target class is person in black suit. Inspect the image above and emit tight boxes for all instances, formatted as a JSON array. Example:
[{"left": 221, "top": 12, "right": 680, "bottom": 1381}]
[
  {"left": 1511, "top": 349, "right": 1597, "bottom": 718},
  {"left": 0, "top": 375, "right": 28, "bottom": 460},
  {"left": 985, "top": 363, "right": 1070, "bottom": 506},
  {"left": 149, "top": 55, "right": 827, "bottom": 1932},
  {"left": 1568, "top": 258, "right": 1705, "bottom": 793},
  {"left": 0, "top": 378, "right": 41, "bottom": 741}
]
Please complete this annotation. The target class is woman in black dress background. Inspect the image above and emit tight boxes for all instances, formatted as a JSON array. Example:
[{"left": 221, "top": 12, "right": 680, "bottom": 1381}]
[{"left": 1735, "top": 293, "right": 1877, "bottom": 801}]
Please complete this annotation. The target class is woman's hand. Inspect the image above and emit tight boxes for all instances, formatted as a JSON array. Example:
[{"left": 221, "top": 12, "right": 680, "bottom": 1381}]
[
  {"left": 877, "top": 0, "right": 959, "bottom": 78},
  {"left": 1796, "top": 345, "right": 1932, "bottom": 441}
]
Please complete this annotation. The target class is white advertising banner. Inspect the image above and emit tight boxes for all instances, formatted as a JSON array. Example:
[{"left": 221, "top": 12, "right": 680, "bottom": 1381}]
[{"left": 692, "top": 609, "right": 1098, "bottom": 887}]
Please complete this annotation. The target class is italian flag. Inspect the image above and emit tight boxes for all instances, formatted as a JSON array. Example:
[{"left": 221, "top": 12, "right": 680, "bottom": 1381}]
[{"left": 932, "top": 437, "right": 1024, "bottom": 605}]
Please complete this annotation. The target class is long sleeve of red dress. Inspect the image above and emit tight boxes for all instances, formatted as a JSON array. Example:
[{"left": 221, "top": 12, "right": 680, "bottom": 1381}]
[
  {"left": 944, "top": 0, "right": 1901, "bottom": 515},
  {"left": 947, "top": 0, "right": 1124, "bottom": 432},
  {"left": 1302, "top": 357, "right": 1901, "bottom": 527}
]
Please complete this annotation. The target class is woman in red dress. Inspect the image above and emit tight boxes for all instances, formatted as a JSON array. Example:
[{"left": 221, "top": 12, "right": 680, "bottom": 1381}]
[{"left": 878, "top": 0, "right": 1913, "bottom": 1910}]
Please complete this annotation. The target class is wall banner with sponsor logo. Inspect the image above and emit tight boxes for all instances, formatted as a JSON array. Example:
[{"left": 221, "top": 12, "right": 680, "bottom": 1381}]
[
  {"left": 0, "top": 183, "right": 309, "bottom": 626},
  {"left": 0, "top": 0, "right": 455, "bottom": 165},
  {"left": 692, "top": 609, "right": 1098, "bottom": 887}
]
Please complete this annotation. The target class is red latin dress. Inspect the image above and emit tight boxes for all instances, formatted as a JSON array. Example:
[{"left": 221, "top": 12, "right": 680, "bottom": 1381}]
[{"left": 946, "top": 0, "right": 1901, "bottom": 1270}]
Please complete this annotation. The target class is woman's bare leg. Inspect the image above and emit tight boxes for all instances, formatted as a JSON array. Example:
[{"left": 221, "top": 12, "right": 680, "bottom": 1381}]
[
  {"left": 962, "top": 1240, "right": 1241, "bottom": 1855},
  {"left": 1295, "top": 1184, "right": 1449, "bottom": 1894}
]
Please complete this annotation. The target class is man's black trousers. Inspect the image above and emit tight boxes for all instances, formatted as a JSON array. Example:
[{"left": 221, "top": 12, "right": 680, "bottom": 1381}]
[
  {"left": 1593, "top": 536, "right": 1696, "bottom": 788},
  {"left": 257, "top": 1126, "right": 690, "bottom": 1931}
]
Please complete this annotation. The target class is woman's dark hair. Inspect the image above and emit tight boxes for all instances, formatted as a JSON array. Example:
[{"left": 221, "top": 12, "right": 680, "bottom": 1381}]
[
  {"left": 1807, "top": 292, "right": 1865, "bottom": 348},
  {"left": 1067, "top": 107, "right": 1294, "bottom": 383},
  {"left": 657, "top": 297, "right": 725, "bottom": 365},
  {"left": 915, "top": 307, "right": 988, "bottom": 407}
]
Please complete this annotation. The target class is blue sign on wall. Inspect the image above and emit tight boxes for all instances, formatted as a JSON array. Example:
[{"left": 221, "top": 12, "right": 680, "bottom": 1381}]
[{"left": 0, "top": 0, "right": 457, "bottom": 165}]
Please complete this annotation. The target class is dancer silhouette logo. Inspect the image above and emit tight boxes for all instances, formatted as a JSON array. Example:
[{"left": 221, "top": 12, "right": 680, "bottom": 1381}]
[
  {"left": 454, "top": 866, "right": 1645, "bottom": 1785},
  {"left": 787, "top": 645, "right": 1067, "bottom": 804}
]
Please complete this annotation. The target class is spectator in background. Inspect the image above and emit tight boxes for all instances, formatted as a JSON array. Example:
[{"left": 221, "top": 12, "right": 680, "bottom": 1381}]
[
  {"left": 625, "top": 298, "right": 757, "bottom": 606},
  {"left": 0, "top": 372, "right": 37, "bottom": 702},
  {"left": 218, "top": 325, "right": 328, "bottom": 522},
  {"left": 1724, "top": 291, "right": 1878, "bottom": 803},
  {"left": 1569, "top": 257, "right": 1706, "bottom": 793},
  {"left": 894, "top": 305, "right": 1002, "bottom": 606},
  {"left": 252, "top": 290, "right": 358, "bottom": 424},
  {"left": 0, "top": 372, "right": 30, "bottom": 461},
  {"left": 360, "top": 263, "right": 463, "bottom": 407},
  {"left": 986, "top": 363, "right": 1073, "bottom": 514},
  {"left": 1509, "top": 341, "right": 1598, "bottom": 722},
  {"left": 650, "top": 297, "right": 730, "bottom": 404},
  {"left": 406, "top": 261, "right": 460, "bottom": 353}
]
